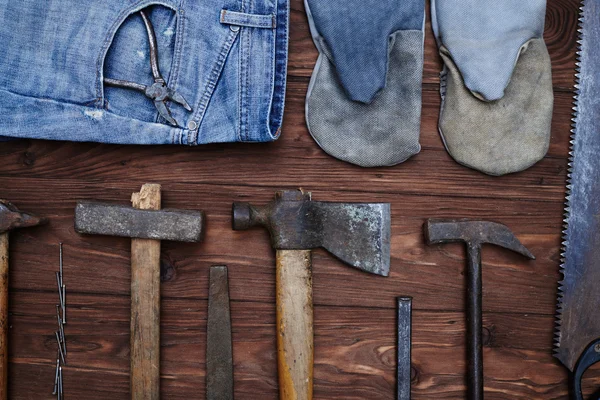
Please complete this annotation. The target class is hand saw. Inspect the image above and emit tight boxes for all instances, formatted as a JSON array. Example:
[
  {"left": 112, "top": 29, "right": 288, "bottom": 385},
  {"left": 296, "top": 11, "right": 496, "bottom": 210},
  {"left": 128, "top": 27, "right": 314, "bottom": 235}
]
[{"left": 555, "top": 1, "right": 600, "bottom": 398}]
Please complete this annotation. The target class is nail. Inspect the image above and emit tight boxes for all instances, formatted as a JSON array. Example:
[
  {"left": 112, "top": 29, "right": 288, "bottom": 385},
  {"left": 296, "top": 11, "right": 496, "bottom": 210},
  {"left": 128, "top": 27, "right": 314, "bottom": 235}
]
[
  {"left": 56, "top": 273, "right": 63, "bottom": 307},
  {"left": 56, "top": 306, "right": 66, "bottom": 355},
  {"left": 59, "top": 365, "right": 63, "bottom": 396},
  {"left": 56, "top": 306, "right": 63, "bottom": 338},
  {"left": 52, "top": 358, "right": 59, "bottom": 395},
  {"left": 55, "top": 332, "right": 65, "bottom": 364},
  {"left": 62, "top": 285, "right": 66, "bottom": 325},
  {"left": 59, "top": 242, "right": 63, "bottom": 284}
]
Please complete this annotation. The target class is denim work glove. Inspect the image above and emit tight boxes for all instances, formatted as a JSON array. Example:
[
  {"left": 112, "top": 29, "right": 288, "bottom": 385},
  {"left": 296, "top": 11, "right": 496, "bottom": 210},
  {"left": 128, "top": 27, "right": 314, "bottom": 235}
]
[
  {"left": 432, "top": 0, "right": 553, "bottom": 176},
  {"left": 304, "top": 0, "right": 425, "bottom": 167}
]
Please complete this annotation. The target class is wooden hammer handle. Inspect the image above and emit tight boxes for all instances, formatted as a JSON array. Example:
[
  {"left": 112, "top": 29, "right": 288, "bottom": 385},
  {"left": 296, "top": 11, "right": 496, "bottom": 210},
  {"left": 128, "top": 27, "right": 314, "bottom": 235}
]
[
  {"left": 276, "top": 250, "right": 314, "bottom": 400},
  {"left": 0, "top": 233, "right": 8, "bottom": 400},
  {"left": 130, "top": 184, "right": 162, "bottom": 400}
]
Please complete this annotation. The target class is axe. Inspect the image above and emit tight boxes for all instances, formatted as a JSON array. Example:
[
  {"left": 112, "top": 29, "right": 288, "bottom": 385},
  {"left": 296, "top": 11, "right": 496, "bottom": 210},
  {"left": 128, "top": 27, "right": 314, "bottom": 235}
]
[{"left": 232, "top": 190, "right": 391, "bottom": 400}]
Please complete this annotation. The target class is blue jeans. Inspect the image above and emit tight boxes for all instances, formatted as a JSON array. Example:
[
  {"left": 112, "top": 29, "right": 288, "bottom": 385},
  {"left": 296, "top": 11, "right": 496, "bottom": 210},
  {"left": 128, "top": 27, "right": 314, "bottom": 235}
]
[{"left": 0, "top": 0, "right": 289, "bottom": 145}]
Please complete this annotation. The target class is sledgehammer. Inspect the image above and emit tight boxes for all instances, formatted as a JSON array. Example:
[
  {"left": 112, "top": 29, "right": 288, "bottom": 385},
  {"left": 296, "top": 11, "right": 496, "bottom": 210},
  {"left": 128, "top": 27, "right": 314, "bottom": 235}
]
[
  {"left": 0, "top": 201, "right": 46, "bottom": 400},
  {"left": 75, "top": 184, "right": 204, "bottom": 399},
  {"left": 425, "top": 219, "right": 535, "bottom": 400}
]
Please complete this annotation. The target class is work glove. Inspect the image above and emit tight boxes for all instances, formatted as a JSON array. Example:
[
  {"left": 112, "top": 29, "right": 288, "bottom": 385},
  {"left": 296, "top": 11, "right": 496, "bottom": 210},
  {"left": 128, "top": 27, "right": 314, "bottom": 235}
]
[
  {"left": 432, "top": 0, "right": 553, "bottom": 176},
  {"left": 304, "top": 0, "right": 425, "bottom": 167}
]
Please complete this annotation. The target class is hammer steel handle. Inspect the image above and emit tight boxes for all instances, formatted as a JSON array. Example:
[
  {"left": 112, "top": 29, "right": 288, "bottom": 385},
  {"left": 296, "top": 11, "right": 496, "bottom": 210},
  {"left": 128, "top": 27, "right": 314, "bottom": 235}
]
[
  {"left": 0, "top": 234, "right": 7, "bottom": 400},
  {"left": 467, "top": 244, "right": 483, "bottom": 400},
  {"left": 276, "top": 250, "right": 313, "bottom": 400}
]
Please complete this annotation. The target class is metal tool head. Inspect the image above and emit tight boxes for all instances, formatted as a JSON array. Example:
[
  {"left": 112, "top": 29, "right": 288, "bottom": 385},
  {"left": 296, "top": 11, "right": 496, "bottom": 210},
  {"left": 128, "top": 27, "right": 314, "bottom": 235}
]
[
  {"left": 74, "top": 201, "right": 204, "bottom": 242},
  {"left": 232, "top": 190, "right": 391, "bottom": 276},
  {"left": 0, "top": 200, "right": 47, "bottom": 234},
  {"left": 425, "top": 219, "right": 535, "bottom": 259}
]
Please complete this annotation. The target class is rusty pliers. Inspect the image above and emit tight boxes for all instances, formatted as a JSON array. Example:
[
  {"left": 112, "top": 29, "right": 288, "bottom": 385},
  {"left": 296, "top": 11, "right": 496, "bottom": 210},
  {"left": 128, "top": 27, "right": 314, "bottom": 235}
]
[{"left": 104, "top": 10, "right": 192, "bottom": 126}]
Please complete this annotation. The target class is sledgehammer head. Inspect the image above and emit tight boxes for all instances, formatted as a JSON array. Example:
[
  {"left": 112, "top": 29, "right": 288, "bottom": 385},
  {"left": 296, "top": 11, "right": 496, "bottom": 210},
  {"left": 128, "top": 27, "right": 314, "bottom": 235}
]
[
  {"left": 75, "top": 201, "right": 204, "bottom": 242},
  {"left": 0, "top": 200, "right": 47, "bottom": 234},
  {"left": 232, "top": 190, "right": 391, "bottom": 276},
  {"left": 425, "top": 219, "right": 535, "bottom": 259}
]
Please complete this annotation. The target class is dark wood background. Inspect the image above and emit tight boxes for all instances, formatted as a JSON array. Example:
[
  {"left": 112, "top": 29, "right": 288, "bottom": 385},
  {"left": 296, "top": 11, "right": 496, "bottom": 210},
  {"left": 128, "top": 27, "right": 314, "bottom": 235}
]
[{"left": 0, "top": 0, "right": 594, "bottom": 398}]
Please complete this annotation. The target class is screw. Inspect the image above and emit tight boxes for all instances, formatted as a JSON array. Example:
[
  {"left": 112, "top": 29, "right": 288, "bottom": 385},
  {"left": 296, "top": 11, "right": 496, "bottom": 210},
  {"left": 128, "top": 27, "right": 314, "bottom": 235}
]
[{"left": 594, "top": 343, "right": 600, "bottom": 353}]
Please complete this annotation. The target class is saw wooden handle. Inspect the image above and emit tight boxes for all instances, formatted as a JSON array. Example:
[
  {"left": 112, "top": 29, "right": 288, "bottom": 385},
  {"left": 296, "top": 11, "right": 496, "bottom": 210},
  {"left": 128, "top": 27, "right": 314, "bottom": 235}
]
[
  {"left": 130, "top": 184, "right": 162, "bottom": 400},
  {"left": 0, "top": 233, "right": 8, "bottom": 400},
  {"left": 276, "top": 250, "right": 314, "bottom": 400}
]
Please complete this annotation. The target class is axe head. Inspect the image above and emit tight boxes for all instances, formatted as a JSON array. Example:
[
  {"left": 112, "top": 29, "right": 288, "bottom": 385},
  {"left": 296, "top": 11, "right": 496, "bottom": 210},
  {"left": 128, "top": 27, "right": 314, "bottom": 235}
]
[
  {"left": 232, "top": 190, "right": 391, "bottom": 276},
  {"left": 0, "top": 200, "right": 48, "bottom": 234}
]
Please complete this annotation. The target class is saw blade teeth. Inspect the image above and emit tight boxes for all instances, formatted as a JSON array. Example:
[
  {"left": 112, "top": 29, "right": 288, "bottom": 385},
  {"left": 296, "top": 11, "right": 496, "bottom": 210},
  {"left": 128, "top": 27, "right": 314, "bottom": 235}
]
[{"left": 556, "top": 0, "right": 586, "bottom": 355}]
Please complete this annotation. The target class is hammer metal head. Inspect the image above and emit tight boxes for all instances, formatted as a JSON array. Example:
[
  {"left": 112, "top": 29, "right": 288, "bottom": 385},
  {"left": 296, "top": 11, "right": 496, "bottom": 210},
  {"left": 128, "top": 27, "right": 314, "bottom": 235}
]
[
  {"left": 74, "top": 201, "right": 204, "bottom": 242},
  {"left": 232, "top": 190, "right": 391, "bottom": 276},
  {"left": 0, "top": 200, "right": 47, "bottom": 234},
  {"left": 424, "top": 219, "right": 535, "bottom": 259}
]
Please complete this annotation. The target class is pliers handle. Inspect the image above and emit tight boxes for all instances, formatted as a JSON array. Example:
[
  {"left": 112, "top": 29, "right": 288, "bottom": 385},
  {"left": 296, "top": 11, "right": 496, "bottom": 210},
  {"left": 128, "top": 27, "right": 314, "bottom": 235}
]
[{"left": 103, "top": 9, "right": 192, "bottom": 127}]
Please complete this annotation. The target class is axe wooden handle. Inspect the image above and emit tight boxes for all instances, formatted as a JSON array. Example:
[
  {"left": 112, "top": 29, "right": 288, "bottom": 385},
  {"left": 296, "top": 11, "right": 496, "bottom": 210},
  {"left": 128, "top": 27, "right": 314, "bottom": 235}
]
[
  {"left": 130, "top": 184, "right": 162, "bottom": 400},
  {"left": 276, "top": 250, "right": 314, "bottom": 400},
  {"left": 0, "top": 233, "right": 8, "bottom": 400}
]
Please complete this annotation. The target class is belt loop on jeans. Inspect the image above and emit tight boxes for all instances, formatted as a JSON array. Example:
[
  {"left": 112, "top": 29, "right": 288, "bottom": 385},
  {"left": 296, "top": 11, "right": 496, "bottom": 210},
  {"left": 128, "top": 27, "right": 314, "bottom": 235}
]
[{"left": 220, "top": 9, "right": 276, "bottom": 29}]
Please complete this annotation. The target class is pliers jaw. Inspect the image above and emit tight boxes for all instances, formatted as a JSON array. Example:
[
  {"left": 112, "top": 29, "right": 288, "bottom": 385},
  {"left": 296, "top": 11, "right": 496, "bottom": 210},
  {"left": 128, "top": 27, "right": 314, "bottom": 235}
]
[
  {"left": 145, "top": 81, "right": 193, "bottom": 126},
  {"left": 103, "top": 9, "right": 193, "bottom": 127}
]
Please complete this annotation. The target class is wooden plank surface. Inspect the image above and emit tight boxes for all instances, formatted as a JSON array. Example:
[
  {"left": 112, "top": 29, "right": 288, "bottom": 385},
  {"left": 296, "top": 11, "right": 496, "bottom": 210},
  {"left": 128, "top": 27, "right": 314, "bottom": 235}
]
[{"left": 0, "top": 0, "right": 595, "bottom": 398}]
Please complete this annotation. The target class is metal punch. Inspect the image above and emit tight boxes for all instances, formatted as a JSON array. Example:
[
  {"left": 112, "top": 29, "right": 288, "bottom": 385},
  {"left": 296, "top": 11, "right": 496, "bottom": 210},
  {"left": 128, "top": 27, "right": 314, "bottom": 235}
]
[{"left": 104, "top": 9, "right": 192, "bottom": 126}]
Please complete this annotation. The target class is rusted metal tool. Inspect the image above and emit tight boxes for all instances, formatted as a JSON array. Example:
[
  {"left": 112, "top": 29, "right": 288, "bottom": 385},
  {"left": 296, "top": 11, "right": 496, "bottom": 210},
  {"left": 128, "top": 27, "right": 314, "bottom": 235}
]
[
  {"left": 75, "top": 184, "right": 204, "bottom": 399},
  {"left": 0, "top": 200, "right": 47, "bottom": 400},
  {"left": 397, "top": 297, "right": 412, "bottom": 400},
  {"left": 424, "top": 219, "right": 534, "bottom": 400},
  {"left": 104, "top": 10, "right": 192, "bottom": 126},
  {"left": 207, "top": 266, "right": 233, "bottom": 400},
  {"left": 232, "top": 190, "right": 390, "bottom": 400},
  {"left": 554, "top": 1, "right": 600, "bottom": 398}
]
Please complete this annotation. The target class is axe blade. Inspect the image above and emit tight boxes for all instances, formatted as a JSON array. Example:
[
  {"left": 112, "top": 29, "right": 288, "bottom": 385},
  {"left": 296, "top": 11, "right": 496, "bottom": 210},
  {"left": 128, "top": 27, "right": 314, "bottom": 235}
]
[{"left": 319, "top": 202, "right": 391, "bottom": 277}]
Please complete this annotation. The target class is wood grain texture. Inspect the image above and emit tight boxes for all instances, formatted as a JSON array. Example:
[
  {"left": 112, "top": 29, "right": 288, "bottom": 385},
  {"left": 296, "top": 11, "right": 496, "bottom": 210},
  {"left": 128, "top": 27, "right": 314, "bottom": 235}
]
[
  {"left": 0, "top": 0, "right": 594, "bottom": 398},
  {"left": 276, "top": 250, "right": 314, "bottom": 400},
  {"left": 0, "top": 234, "right": 7, "bottom": 400},
  {"left": 130, "top": 184, "right": 162, "bottom": 399}
]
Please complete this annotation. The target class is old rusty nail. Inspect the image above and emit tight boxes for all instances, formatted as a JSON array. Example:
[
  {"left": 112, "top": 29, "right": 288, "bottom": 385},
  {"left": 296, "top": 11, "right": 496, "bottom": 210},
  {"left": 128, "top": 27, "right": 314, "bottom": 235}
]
[
  {"left": 52, "top": 358, "right": 59, "bottom": 395},
  {"left": 62, "top": 285, "right": 66, "bottom": 325}
]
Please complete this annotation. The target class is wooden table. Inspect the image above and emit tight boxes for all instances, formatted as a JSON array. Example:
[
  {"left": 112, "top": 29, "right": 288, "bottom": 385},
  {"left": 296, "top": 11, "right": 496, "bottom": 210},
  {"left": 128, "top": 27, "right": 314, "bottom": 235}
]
[{"left": 0, "top": 0, "right": 594, "bottom": 398}]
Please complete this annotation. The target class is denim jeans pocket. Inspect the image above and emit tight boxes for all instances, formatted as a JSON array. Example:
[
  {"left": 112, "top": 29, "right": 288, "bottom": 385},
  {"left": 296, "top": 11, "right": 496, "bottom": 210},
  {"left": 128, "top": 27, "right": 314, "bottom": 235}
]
[
  {"left": 220, "top": 9, "right": 278, "bottom": 142},
  {"left": 0, "top": 0, "right": 289, "bottom": 145},
  {"left": 102, "top": 4, "right": 182, "bottom": 124}
]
